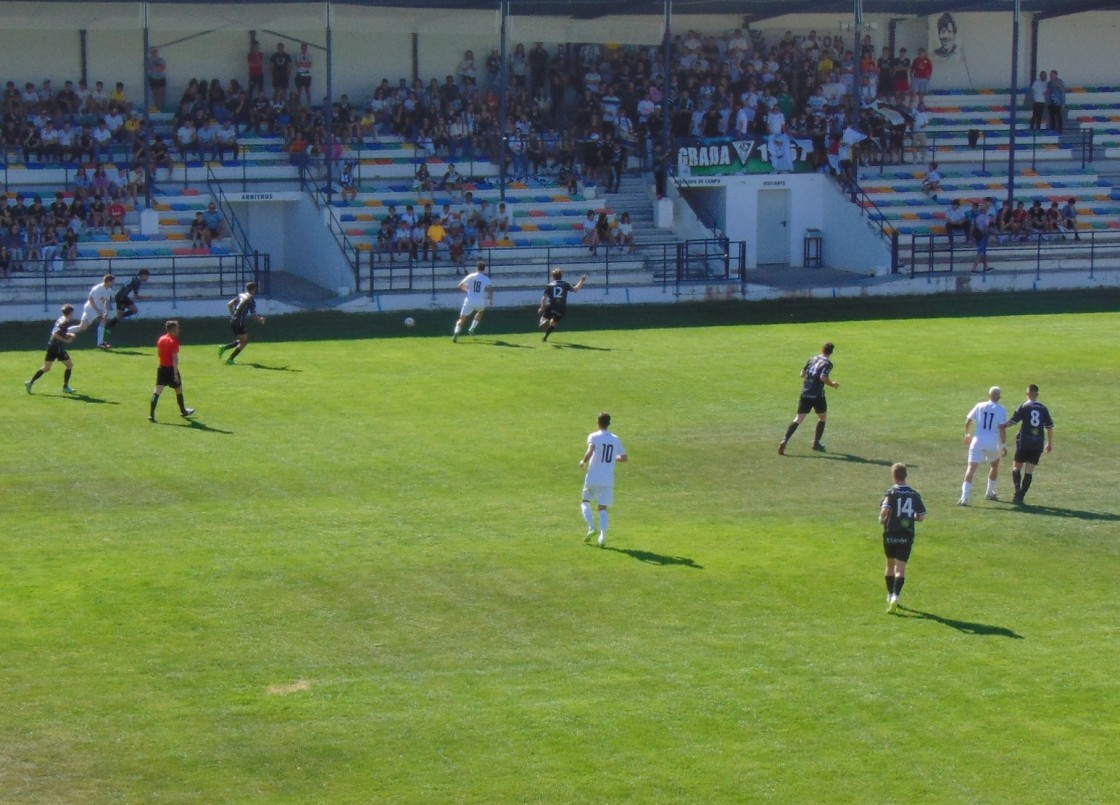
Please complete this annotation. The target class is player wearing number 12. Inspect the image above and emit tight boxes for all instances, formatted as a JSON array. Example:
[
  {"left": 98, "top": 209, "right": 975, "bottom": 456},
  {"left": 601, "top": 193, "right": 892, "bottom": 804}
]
[
  {"left": 539, "top": 269, "right": 587, "bottom": 341},
  {"left": 579, "top": 412, "right": 627, "bottom": 548},
  {"left": 1002, "top": 384, "right": 1055, "bottom": 505},
  {"left": 881, "top": 463, "right": 927, "bottom": 613},
  {"left": 959, "top": 386, "right": 1008, "bottom": 505}
]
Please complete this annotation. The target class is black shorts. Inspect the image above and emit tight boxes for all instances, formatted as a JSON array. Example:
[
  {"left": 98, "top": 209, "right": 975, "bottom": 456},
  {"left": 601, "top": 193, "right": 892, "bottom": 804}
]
[
  {"left": 797, "top": 394, "right": 827, "bottom": 415},
  {"left": 883, "top": 535, "right": 914, "bottom": 562},
  {"left": 230, "top": 321, "right": 248, "bottom": 336},
  {"left": 116, "top": 296, "right": 136, "bottom": 312},
  {"left": 295, "top": 74, "right": 311, "bottom": 88},
  {"left": 544, "top": 306, "right": 565, "bottom": 322},
  {"left": 156, "top": 365, "right": 181, "bottom": 389},
  {"left": 272, "top": 74, "right": 290, "bottom": 89},
  {"left": 45, "top": 342, "right": 69, "bottom": 363},
  {"left": 1014, "top": 446, "right": 1043, "bottom": 466}
]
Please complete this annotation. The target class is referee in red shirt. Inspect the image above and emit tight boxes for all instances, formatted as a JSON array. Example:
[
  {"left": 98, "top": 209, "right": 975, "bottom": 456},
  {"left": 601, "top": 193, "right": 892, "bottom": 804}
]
[{"left": 149, "top": 320, "right": 195, "bottom": 422}]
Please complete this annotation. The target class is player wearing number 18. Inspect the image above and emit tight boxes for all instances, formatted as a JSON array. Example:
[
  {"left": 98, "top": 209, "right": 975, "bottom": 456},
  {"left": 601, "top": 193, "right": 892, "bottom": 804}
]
[
  {"left": 881, "top": 463, "right": 927, "bottom": 613},
  {"left": 1001, "top": 384, "right": 1055, "bottom": 505},
  {"left": 579, "top": 412, "right": 627, "bottom": 548}
]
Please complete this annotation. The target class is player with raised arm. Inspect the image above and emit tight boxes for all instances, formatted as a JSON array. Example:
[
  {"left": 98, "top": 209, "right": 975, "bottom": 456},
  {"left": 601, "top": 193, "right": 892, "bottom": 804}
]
[
  {"left": 538, "top": 269, "right": 588, "bottom": 342},
  {"left": 959, "top": 386, "right": 1008, "bottom": 505},
  {"left": 579, "top": 412, "right": 628, "bottom": 548},
  {"left": 219, "top": 281, "right": 264, "bottom": 365},
  {"left": 778, "top": 341, "right": 840, "bottom": 455},
  {"left": 881, "top": 463, "right": 927, "bottom": 613},
  {"left": 104, "top": 269, "right": 150, "bottom": 342},
  {"left": 1001, "top": 384, "right": 1055, "bottom": 505},
  {"left": 25, "top": 304, "right": 79, "bottom": 394},
  {"left": 149, "top": 320, "right": 195, "bottom": 422},
  {"left": 452, "top": 260, "right": 493, "bottom": 342},
  {"left": 76, "top": 273, "right": 115, "bottom": 349}
]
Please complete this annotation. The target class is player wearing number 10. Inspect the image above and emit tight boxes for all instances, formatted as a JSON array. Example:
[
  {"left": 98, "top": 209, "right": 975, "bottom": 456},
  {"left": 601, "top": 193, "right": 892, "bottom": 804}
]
[
  {"left": 959, "top": 386, "right": 1008, "bottom": 506},
  {"left": 580, "top": 412, "right": 627, "bottom": 548},
  {"left": 881, "top": 463, "right": 927, "bottom": 613}
]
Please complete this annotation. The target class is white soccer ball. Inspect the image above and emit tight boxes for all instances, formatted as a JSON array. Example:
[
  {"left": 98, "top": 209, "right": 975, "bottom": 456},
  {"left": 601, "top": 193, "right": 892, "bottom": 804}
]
[{"left": 404, "top": 316, "right": 416, "bottom": 327}]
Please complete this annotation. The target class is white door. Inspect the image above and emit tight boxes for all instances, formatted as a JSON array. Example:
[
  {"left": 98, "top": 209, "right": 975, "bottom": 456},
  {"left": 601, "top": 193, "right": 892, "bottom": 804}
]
[{"left": 756, "top": 190, "right": 790, "bottom": 265}]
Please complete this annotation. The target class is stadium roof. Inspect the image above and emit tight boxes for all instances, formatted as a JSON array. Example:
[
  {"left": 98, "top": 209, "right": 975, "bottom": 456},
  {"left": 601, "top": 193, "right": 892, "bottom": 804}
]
[{"left": 6, "top": 0, "right": 1120, "bottom": 16}]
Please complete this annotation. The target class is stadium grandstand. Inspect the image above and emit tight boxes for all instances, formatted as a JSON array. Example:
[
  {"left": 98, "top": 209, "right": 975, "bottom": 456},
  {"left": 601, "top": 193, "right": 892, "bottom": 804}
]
[{"left": 3, "top": 0, "right": 1120, "bottom": 319}]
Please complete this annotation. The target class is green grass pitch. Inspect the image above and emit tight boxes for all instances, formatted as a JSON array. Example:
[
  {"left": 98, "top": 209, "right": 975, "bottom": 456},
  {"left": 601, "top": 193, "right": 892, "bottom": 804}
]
[{"left": 2, "top": 292, "right": 1119, "bottom": 803}]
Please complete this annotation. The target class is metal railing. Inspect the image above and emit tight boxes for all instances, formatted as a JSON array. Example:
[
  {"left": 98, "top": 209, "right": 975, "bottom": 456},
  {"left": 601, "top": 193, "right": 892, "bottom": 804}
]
[
  {"left": 299, "top": 162, "right": 365, "bottom": 288},
  {"left": 906, "top": 229, "right": 1118, "bottom": 277},
  {"left": 924, "top": 127, "right": 1094, "bottom": 172},
  {"left": 205, "top": 165, "right": 263, "bottom": 281}
]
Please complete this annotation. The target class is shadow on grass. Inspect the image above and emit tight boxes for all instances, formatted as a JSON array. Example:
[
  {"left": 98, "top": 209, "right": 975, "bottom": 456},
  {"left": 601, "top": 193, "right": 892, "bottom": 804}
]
[
  {"left": 150, "top": 417, "right": 234, "bottom": 435},
  {"left": 61, "top": 391, "right": 119, "bottom": 405},
  {"left": 601, "top": 546, "right": 703, "bottom": 569},
  {"left": 244, "top": 362, "right": 302, "bottom": 372},
  {"left": 895, "top": 606, "right": 1023, "bottom": 639},
  {"left": 548, "top": 341, "right": 612, "bottom": 351},
  {"left": 1012, "top": 503, "right": 1120, "bottom": 522},
  {"left": 98, "top": 349, "right": 148, "bottom": 357},
  {"left": 473, "top": 339, "right": 536, "bottom": 349},
  {"left": 792, "top": 451, "right": 897, "bottom": 467}
]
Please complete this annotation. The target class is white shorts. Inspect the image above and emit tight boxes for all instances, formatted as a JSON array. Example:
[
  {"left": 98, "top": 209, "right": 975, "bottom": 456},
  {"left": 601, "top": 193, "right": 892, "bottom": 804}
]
[
  {"left": 968, "top": 443, "right": 1003, "bottom": 465},
  {"left": 81, "top": 302, "right": 108, "bottom": 324},
  {"left": 582, "top": 483, "right": 614, "bottom": 507},
  {"left": 460, "top": 300, "right": 486, "bottom": 317}
]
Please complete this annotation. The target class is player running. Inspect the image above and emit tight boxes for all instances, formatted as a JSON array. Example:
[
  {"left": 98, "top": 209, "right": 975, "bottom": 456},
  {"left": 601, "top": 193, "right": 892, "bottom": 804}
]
[
  {"left": 219, "top": 281, "right": 265, "bottom": 365},
  {"left": 580, "top": 412, "right": 628, "bottom": 548},
  {"left": 25, "top": 304, "right": 80, "bottom": 394},
  {"left": 452, "top": 260, "right": 493, "bottom": 343},
  {"left": 538, "top": 269, "right": 588, "bottom": 342},
  {"left": 778, "top": 342, "right": 840, "bottom": 455},
  {"left": 104, "top": 269, "right": 150, "bottom": 342},
  {"left": 75, "top": 273, "right": 115, "bottom": 349},
  {"left": 880, "top": 463, "right": 927, "bottom": 613}
]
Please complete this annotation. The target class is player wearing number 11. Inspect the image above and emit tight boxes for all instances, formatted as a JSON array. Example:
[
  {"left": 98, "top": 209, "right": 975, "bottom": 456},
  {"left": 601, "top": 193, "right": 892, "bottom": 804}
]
[
  {"left": 881, "top": 463, "right": 927, "bottom": 613},
  {"left": 959, "top": 386, "right": 1008, "bottom": 506},
  {"left": 579, "top": 412, "right": 627, "bottom": 548}
]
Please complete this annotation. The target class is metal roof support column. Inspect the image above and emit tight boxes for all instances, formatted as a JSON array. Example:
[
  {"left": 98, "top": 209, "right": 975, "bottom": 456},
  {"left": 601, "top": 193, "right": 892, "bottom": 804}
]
[
  {"left": 326, "top": 1, "right": 335, "bottom": 204},
  {"left": 662, "top": 0, "right": 672, "bottom": 156},
  {"left": 1008, "top": 0, "right": 1021, "bottom": 207},
  {"left": 498, "top": 0, "right": 509, "bottom": 202},
  {"left": 142, "top": 1, "right": 153, "bottom": 209}
]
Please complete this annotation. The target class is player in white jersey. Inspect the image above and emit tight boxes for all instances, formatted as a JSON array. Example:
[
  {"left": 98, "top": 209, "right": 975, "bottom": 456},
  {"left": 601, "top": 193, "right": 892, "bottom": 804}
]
[
  {"left": 579, "top": 412, "right": 628, "bottom": 548},
  {"left": 452, "top": 260, "right": 493, "bottom": 342},
  {"left": 77, "top": 273, "right": 115, "bottom": 349},
  {"left": 959, "top": 386, "right": 1008, "bottom": 505}
]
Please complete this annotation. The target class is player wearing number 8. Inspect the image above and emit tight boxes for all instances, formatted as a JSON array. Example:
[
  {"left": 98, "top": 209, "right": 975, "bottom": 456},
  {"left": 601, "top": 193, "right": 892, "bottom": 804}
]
[
  {"left": 579, "top": 412, "right": 627, "bottom": 548},
  {"left": 1001, "top": 384, "right": 1055, "bottom": 505},
  {"left": 959, "top": 386, "right": 1008, "bottom": 505},
  {"left": 881, "top": 463, "right": 927, "bottom": 613}
]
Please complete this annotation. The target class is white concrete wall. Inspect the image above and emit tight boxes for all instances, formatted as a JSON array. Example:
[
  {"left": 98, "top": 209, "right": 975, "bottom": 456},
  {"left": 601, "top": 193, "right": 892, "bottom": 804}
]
[{"left": 282, "top": 197, "right": 357, "bottom": 294}]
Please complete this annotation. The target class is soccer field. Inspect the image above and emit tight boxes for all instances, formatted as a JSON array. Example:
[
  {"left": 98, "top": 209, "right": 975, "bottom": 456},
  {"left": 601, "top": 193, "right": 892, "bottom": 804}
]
[{"left": 2, "top": 294, "right": 1119, "bottom": 804}]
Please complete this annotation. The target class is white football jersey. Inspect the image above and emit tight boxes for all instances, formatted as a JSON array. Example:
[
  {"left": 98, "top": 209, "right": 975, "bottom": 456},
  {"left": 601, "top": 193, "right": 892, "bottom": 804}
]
[
  {"left": 585, "top": 430, "right": 626, "bottom": 486},
  {"left": 968, "top": 400, "right": 1008, "bottom": 447},
  {"left": 460, "top": 271, "right": 491, "bottom": 305},
  {"left": 88, "top": 281, "right": 113, "bottom": 309}
]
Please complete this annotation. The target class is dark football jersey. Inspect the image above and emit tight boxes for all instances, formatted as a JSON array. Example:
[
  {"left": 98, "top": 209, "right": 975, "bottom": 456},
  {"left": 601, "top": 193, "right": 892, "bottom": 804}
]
[
  {"left": 230, "top": 292, "right": 256, "bottom": 327},
  {"left": 543, "top": 280, "right": 574, "bottom": 310},
  {"left": 48, "top": 314, "right": 75, "bottom": 345},
  {"left": 1008, "top": 401, "right": 1054, "bottom": 451},
  {"left": 801, "top": 354, "right": 833, "bottom": 398},
  {"left": 115, "top": 274, "right": 144, "bottom": 304},
  {"left": 881, "top": 484, "right": 926, "bottom": 539}
]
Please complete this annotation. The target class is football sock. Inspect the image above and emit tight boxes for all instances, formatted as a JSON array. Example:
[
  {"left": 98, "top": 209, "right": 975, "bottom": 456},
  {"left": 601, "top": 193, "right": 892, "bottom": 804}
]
[
  {"left": 814, "top": 421, "right": 826, "bottom": 444},
  {"left": 107, "top": 317, "right": 119, "bottom": 329},
  {"left": 885, "top": 575, "right": 894, "bottom": 594},
  {"left": 986, "top": 479, "right": 997, "bottom": 496},
  {"left": 176, "top": 392, "right": 187, "bottom": 414},
  {"left": 30, "top": 369, "right": 44, "bottom": 383},
  {"left": 783, "top": 422, "right": 799, "bottom": 441},
  {"left": 1012, "top": 469, "right": 1022, "bottom": 493},
  {"left": 96, "top": 322, "right": 106, "bottom": 344},
  {"left": 453, "top": 323, "right": 462, "bottom": 335},
  {"left": 894, "top": 576, "right": 905, "bottom": 597},
  {"left": 229, "top": 347, "right": 243, "bottom": 360},
  {"left": 1021, "top": 474, "right": 1033, "bottom": 496},
  {"left": 63, "top": 368, "right": 72, "bottom": 386},
  {"left": 599, "top": 510, "right": 609, "bottom": 536},
  {"left": 150, "top": 393, "right": 160, "bottom": 417},
  {"left": 224, "top": 340, "right": 240, "bottom": 350},
  {"left": 581, "top": 502, "right": 595, "bottom": 530},
  {"left": 961, "top": 481, "right": 972, "bottom": 501},
  {"left": 543, "top": 325, "right": 554, "bottom": 341}
]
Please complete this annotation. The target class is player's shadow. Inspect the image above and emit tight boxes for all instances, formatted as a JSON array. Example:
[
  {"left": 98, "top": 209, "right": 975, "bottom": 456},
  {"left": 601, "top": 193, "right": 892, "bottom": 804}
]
[
  {"left": 475, "top": 339, "right": 535, "bottom": 349},
  {"left": 548, "top": 342, "right": 612, "bottom": 351},
  {"left": 601, "top": 546, "right": 703, "bottom": 569},
  {"left": 155, "top": 418, "right": 235, "bottom": 435},
  {"left": 794, "top": 451, "right": 897, "bottom": 467},
  {"left": 245, "top": 362, "right": 302, "bottom": 372},
  {"left": 895, "top": 606, "right": 1023, "bottom": 639},
  {"left": 61, "top": 392, "right": 119, "bottom": 405},
  {"left": 1012, "top": 504, "right": 1120, "bottom": 522},
  {"left": 100, "top": 349, "right": 147, "bottom": 357}
]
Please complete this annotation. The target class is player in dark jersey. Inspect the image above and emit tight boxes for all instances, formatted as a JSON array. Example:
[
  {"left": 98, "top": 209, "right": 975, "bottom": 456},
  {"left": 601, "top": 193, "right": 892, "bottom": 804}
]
[
  {"left": 1001, "top": 384, "right": 1055, "bottom": 505},
  {"left": 538, "top": 269, "right": 588, "bottom": 342},
  {"left": 880, "top": 462, "right": 927, "bottom": 613},
  {"left": 218, "top": 281, "right": 265, "bottom": 365},
  {"left": 104, "top": 269, "right": 150, "bottom": 341},
  {"left": 778, "top": 341, "right": 839, "bottom": 455},
  {"left": 25, "top": 304, "right": 79, "bottom": 394}
]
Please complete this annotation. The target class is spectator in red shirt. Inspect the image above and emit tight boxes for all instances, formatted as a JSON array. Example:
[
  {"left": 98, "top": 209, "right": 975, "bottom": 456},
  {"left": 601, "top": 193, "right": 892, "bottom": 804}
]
[
  {"left": 247, "top": 40, "right": 265, "bottom": 95},
  {"left": 149, "top": 320, "right": 195, "bottom": 422},
  {"left": 909, "top": 47, "right": 933, "bottom": 107},
  {"left": 107, "top": 200, "right": 127, "bottom": 235}
]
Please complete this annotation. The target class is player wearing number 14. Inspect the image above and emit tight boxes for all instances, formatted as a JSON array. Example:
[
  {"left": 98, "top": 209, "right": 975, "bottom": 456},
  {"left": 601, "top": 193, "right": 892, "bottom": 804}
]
[
  {"left": 580, "top": 412, "right": 627, "bottom": 548},
  {"left": 881, "top": 463, "right": 927, "bottom": 613}
]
